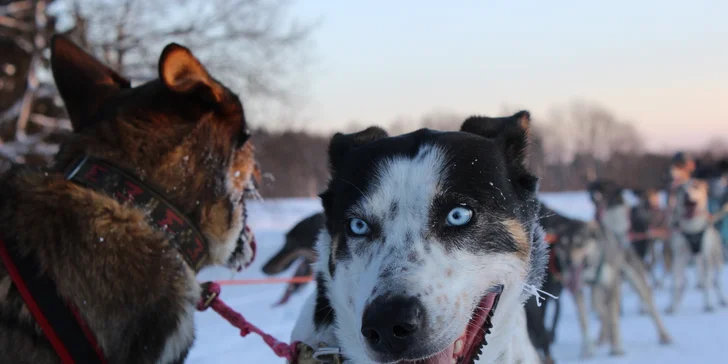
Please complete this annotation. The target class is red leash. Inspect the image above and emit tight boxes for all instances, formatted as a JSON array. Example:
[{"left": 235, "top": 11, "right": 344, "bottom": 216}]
[{"left": 197, "top": 281, "right": 300, "bottom": 362}]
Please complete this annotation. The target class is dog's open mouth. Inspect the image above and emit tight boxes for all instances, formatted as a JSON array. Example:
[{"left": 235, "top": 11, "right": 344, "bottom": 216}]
[
  {"left": 399, "top": 285, "right": 503, "bottom": 364},
  {"left": 227, "top": 185, "right": 260, "bottom": 271}
]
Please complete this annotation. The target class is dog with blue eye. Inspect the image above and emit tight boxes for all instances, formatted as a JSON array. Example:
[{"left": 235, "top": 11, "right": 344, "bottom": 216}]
[{"left": 291, "top": 111, "right": 548, "bottom": 364}]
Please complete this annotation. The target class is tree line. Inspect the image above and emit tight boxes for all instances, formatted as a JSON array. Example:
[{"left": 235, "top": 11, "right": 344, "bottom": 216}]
[
  {"left": 2, "top": 0, "right": 724, "bottom": 197},
  {"left": 251, "top": 104, "right": 726, "bottom": 197}
]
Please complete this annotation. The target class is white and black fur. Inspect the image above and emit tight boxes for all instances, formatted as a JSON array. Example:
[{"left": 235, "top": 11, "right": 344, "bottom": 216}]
[
  {"left": 291, "top": 112, "right": 548, "bottom": 364},
  {"left": 583, "top": 180, "right": 672, "bottom": 357},
  {"left": 667, "top": 178, "right": 727, "bottom": 313}
]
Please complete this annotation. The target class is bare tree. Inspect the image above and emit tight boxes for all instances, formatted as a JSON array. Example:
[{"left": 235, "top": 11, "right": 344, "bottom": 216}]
[
  {"left": 58, "top": 0, "right": 318, "bottom": 113},
  {"left": 702, "top": 137, "right": 728, "bottom": 160},
  {"left": 1, "top": 0, "right": 64, "bottom": 167},
  {"left": 0, "top": 0, "right": 317, "bottom": 168},
  {"left": 545, "top": 100, "right": 644, "bottom": 179}
]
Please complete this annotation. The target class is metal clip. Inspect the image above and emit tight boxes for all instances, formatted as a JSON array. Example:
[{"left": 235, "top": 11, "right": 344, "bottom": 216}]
[
  {"left": 312, "top": 346, "right": 342, "bottom": 364},
  {"left": 199, "top": 282, "right": 218, "bottom": 310}
]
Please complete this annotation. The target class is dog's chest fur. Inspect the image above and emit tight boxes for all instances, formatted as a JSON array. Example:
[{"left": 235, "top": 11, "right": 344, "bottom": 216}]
[{"left": 0, "top": 170, "right": 198, "bottom": 364}]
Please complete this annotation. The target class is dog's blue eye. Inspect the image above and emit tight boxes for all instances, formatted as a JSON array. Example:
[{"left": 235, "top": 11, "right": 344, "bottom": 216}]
[
  {"left": 446, "top": 206, "right": 472, "bottom": 226},
  {"left": 349, "top": 218, "right": 370, "bottom": 236}
]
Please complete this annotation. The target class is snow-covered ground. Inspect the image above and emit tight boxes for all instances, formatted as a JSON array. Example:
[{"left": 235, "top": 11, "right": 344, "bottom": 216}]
[{"left": 189, "top": 192, "right": 728, "bottom": 363}]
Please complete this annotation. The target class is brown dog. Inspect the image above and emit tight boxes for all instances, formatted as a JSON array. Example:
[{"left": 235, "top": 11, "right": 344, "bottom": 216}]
[{"left": 0, "top": 35, "right": 258, "bottom": 363}]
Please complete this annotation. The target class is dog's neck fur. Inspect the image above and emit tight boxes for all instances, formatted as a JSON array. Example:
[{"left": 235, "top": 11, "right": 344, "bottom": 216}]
[
  {"left": 674, "top": 181, "right": 712, "bottom": 234},
  {"left": 679, "top": 213, "right": 711, "bottom": 234},
  {"left": 0, "top": 168, "right": 198, "bottom": 363}
]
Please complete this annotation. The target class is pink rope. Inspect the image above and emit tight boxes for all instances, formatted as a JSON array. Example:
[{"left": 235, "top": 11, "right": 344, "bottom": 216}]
[{"left": 197, "top": 282, "right": 299, "bottom": 362}]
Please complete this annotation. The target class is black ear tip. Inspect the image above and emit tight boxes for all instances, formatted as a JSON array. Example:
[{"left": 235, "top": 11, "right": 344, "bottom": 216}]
[
  {"left": 513, "top": 110, "right": 531, "bottom": 120},
  {"left": 50, "top": 34, "right": 60, "bottom": 47},
  {"left": 360, "top": 126, "right": 388, "bottom": 138},
  {"left": 50, "top": 34, "right": 71, "bottom": 59},
  {"left": 162, "top": 42, "right": 185, "bottom": 52},
  {"left": 50, "top": 33, "right": 65, "bottom": 46},
  {"left": 364, "top": 126, "right": 386, "bottom": 133}
]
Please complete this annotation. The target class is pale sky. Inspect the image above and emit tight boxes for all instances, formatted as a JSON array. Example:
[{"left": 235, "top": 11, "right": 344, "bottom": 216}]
[{"left": 286, "top": 1, "right": 727, "bottom": 151}]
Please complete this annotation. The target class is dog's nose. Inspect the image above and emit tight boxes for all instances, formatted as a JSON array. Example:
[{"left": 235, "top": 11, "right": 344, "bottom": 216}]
[{"left": 360, "top": 295, "right": 425, "bottom": 355}]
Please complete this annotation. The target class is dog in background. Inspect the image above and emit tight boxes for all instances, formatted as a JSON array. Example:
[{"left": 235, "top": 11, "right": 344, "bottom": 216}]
[
  {"left": 0, "top": 36, "right": 258, "bottom": 363},
  {"left": 292, "top": 111, "right": 548, "bottom": 364},
  {"left": 525, "top": 202, "right": 579, "bottom": 364},
  {"left": 534, "top": 203, "right": 607, "bottom": 358},
  {"left": 571, "top": 180, "right": 672, "bottom": 357},
  {"left": 629, "top": 188, "right": 671, "bottom": 289},
  {"left": 261, "top": 212, "right": 324, "bottom": 306},
  {"left": 667, "top": 178, "right": 727, "bottom": 314}
]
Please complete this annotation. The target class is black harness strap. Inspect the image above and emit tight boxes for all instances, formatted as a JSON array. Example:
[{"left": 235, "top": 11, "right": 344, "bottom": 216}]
[
  {"left": 683, "top": 230, "right": 705, "bottom": 254},
  {"left": 0, "top": 237, "right": 106, "bottom": 364}
]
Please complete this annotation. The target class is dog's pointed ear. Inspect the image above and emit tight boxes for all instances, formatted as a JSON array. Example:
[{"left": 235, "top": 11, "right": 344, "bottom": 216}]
[
  {"left": 460, "top": 110, "right": 537, "bottom": 191},
  {"left": 50, "top": 34, "right": 131, "bottom": 131},
  {"left": 158, "top": 43, "right": 222, "bottom": 104},
  {"left": 461, "top": 110, "right": 530, "bottom": 137},
  {"left": 328, "top": 126, "right": 388, "bottom": 173}
]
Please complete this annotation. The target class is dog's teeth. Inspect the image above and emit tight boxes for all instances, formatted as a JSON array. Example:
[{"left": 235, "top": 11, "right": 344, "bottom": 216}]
[
  {"left": 451, "top": 359, "right": 457, "bottom": 364},
  {"left": 454, "top": 339, "right": 464, "bottom": 355}
]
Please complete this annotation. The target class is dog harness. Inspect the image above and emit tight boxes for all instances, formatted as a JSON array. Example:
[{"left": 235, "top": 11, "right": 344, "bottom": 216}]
[
  {"left": 682, "top": 230, "right": 705, "bottom": 254},
  {"left": 0, "top": 237, "right": 107, "bottom": 364},
  {"left": 544, "top": 234, "right": 563, "bottom": 282},
  {"left": 0, "top": 155, "right": 239, "bottom": 364}
]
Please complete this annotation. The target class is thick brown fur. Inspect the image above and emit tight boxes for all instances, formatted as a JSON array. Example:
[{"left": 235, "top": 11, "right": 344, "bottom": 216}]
[{"left": 0, "top": 35, "right": 257, "bottom": 363}]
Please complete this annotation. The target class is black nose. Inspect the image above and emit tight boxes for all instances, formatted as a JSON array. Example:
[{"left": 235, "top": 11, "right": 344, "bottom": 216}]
[{"left": 360, "top": 295, "right": 425, "bottom": 355}]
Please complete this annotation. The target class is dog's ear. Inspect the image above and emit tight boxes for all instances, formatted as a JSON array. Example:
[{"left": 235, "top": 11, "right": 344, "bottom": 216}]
[
  {"left": 460, "top": 111, "right": 537, "bottom": 190},
  {"left": 50, "top": 34, "right": 131, "bottom": 131},
  {"left": 460, "top": 110, "right": 530, "bottom": 162},
  {"left": 461, "top": 110, "right": 530, "bottom": 137},
  {"left": 158, "top": 43, "right": 222, "bottom": 104},
  {"left": 327, "top": 126, "right": 388, "bottom": 173},
  {"left": 321, "top": 127, "right": 388, "bottom": 213}
]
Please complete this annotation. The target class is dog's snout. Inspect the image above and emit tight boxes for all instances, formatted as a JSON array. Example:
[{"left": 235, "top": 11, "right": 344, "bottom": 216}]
[{"left": 360, "top": 295, "right": 425, "bottom": 355}]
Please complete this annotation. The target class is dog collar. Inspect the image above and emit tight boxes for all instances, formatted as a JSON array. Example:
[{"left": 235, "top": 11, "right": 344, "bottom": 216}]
[{"left": 64, "top": 155, "right": 208, "bottom": 271}]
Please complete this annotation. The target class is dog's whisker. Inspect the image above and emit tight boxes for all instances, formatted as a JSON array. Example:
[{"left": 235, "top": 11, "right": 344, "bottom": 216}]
[{"left": 339, "top": 178, "right": 365, "bottom": 196}]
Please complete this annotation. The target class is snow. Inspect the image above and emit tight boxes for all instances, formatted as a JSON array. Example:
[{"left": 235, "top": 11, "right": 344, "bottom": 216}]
[{"left": 189, "top": 193, "right": 728, "bottom": 363}]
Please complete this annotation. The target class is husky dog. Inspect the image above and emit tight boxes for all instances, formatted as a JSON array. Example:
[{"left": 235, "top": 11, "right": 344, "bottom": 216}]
[
  {"left": 262, "top": 212, "right": 324, "bottom": 306},
  {"left": 667, "top": 178, "right": 727, "bottom": 313},
  {"left": 524, "top": 202, "right": 577, "bottom": 364},
  {"left": 0, "top": 36, "right": 258, "bottom": 363},
  {"left": 291, "top": 111, "right": 548, "bottom": 364},
  {"left": 573, "top": 180, "right": 672, "bottom": 357}
]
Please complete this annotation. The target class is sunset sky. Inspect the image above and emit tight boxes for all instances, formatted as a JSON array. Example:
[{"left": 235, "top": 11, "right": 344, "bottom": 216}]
[{"left": 288, "top": 1, "right": 727, "bottom": 151}]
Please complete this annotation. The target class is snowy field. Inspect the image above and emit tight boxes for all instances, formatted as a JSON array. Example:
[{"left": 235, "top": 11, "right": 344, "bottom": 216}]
[{"left": 189, "top": 192, "right": 728, "bottom": 363}]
